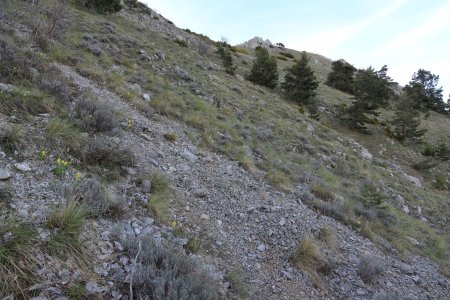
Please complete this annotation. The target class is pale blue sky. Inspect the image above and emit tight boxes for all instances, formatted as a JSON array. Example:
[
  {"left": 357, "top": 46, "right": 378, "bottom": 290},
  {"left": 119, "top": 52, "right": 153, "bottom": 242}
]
[{"left": 144, "top": 0, "right": 450, "bottom": 98}]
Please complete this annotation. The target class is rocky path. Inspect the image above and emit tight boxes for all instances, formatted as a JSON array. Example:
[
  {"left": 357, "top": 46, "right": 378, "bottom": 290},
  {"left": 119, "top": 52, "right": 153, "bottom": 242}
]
[{"left": 55, "top": 64, "right": 450, "bottom": 299}]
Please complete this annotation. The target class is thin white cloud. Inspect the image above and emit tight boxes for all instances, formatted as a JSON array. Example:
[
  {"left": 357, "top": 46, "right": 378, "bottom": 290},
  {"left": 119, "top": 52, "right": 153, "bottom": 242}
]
[
  {"left": 363, "top": 0, "right": 450, "bottom": 59},
  {"left": 289, "top": 0, "right": 410, "bottom": 53}
]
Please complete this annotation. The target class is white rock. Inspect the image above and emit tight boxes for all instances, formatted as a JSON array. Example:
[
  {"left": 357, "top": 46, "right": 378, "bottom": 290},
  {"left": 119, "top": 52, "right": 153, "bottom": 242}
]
[
  {"left": 0, "top": 169, "right": 11, "bottom": 180},
  {"left": 279, "top": 218, "right": 286, "bottom": 226},
  {"left": 143, "top": 93, "right": 151, "bottom": 101},
  {"left": 200, "top": 213, "right": 210, "bottom": 220},
  {"left": 216, "top": 220, "right": 222, "bottom": 226},
  {"left": 402, "top": 205, "right": 410, "bottom": 214},
  {"left": 14, "top": 162, "right": 32, "bottom": 172},
  {"left": 405, "top": 174, "right": 421, "bottom": 187},
  {"left": 257, "top": 244, "right": 266, "bottom": 252},
  {"left": 0, "top": 83, "right": 13, "bottom": 92}
]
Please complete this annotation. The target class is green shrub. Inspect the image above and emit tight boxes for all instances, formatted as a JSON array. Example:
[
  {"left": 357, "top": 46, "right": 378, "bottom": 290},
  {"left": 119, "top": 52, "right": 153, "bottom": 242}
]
[
  {"left": 279, "top": 51, "right": 294, "bottom": 59},
  {"left": 163, "top": 132, "right": 177, "bottom": 142},
  {"left": 75, "top": 0, "right": 122, "bottom": 14},
  {"left": 422, "top": 142, "right": 435, "bottom": 156},
  {"left": 217, "top": 44, "right": 236, "bottom": 75},
  {"left": 310, "top": 183, "right": 334, "bottom": 201},
  {"left": 412, "top": 158, "right": 439, "bottom": 171},
  {"left": 175, "top": 39, "right": 188, "bottom": 48},
  {"left": 277, "top": 55, "right": 288, "bottom": 61},
  {"left": 435, "top": 142, "right": 450, "bottom": 161}
]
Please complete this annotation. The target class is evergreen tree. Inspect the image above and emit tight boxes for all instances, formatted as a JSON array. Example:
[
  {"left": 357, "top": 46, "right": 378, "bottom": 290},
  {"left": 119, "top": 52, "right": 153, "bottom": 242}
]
[
  {"left": 281, "top": 52, "right": 319, "bottom": 118},
  {"left": 435, "top": 142, "right": 450, "bottom": 161},
  {"left": 216, "top": 43, "right": 236, "bottom": 75},
  {"left": 326, "top": 59, "right": 356, "bottom": 94},
  {"left": 246, "top": 46, "right": 278, "bottom": 88},
  {"left": 340, "top": 65, "right": 395, "bottom": 133},
  {"left": 403, "top": 69, "right": 445, "bottom": 113},
  {"left": 390, "top": 95, "right": 426, "bottom": 143}
]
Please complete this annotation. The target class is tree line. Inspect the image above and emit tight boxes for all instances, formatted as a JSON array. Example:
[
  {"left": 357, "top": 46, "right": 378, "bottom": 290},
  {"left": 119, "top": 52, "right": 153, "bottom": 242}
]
[{"left": 230, "top": 45, "right": 448, "bottom": 144}]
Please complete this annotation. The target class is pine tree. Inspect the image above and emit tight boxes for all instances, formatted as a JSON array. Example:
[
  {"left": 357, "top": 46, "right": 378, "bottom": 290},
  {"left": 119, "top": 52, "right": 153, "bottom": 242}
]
[
  {"left": 340, "top": 65, "right": 395, "bottom": 133},
  {"left": 246, "top": 46, "right": 278, "bottom": 88},
  {"left": 391, "top": 95, "right": 426, "bottom": 143},
  {"left": 216, "top": 43, "right": 236, "bottom": 75},
  {"left": 326, "top": 59, "right": 356, "bottom": 94},
  {"left": 403, "top": 69, "right": 444, "bottom": 113},
  {"left": 281, "top": 52, "right": 319, "bottom": 117}
]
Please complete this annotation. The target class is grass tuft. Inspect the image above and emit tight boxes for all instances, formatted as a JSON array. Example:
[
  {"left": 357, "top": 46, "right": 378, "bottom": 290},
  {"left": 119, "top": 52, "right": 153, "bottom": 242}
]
[{"left": 45, "top": 201, "right": 87, "bottom": 258}]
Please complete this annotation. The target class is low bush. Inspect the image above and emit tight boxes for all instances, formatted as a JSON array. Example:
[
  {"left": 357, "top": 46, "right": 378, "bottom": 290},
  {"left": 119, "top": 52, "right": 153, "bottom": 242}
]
[
  {"left": 310, "top": 183, "right": 334, "bottom": 201},
  {"left": 74, "top": 0, "right": 122, "bottom": 14},
  {"left": 174, "top": 39, "right": 188, "bottom": 48},
  {"left": 66, "top": 179, "right": 124, "bottom": 218},
  {"left": 0, "top": 89, "right": 51, "bottom": 116},
  {"left": 226, "top": 268, "right": 248, "bottom": 299},
  {"left": 0, "top": 125, "right": 22, "bottom": 154},
  {"left": 357, "top": 256, "right": 384, "bottom": 283},
  {"left": 82, "top": 139, "right": 134, "bottom": 179},
  {"left": 74, "top": 98, "right": 119, "bottom": 132},
  {"left": 412, "top": 158, "right": 438, "bottom": 171},
  {"left": 121, "top": 235, "right": 219, "bottom": 300},
  {"left": 279, "top": 52, "right": 294, "bottom": 59},
  {"left": 290, "top": 238, "right": 330, "bottom": 274}
]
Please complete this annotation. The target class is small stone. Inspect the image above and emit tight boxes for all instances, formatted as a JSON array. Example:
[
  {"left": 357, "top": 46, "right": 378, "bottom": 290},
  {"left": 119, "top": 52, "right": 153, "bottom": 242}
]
[
  {"left": 223, "top": 282, "right": 230, "bottom": 289},
  {"left": 38, "top": 113, "right": 51, "bottom": 118},
  {"left": 85, "top": 282, "right": 106, "bottom": 293},
  {"left": 356, "top": 289, "right": 367, "bottom": 296},
  {"left": 139, "top": 49, "right": 147, "bottom": 55},
  {"left": 281, "top": 270, "right": 293, "bottom": 280},
  {"left": 143, "top": 217, "right": 154, "bottom": 226},
  {"left": 14, "top": 163, "right": 32, "bottom": 172},
  {"left": 0, "top": 169, "right": 11, "bottom": 180},
  {"left": 216, "top": 220, "right": 222, "bottom": 226},
  {"left": 143, "top": 93, "right": 151, "bottom": 101},
  {"left": 406, "top": 236, "right": 420, "bottom": 246},
  {"left": 400, "top": 265, "right": 414, "bottom": 275},
  {"left": 200, "top": 213, "right": 209, "bottom": 220},
  {"left": 255, "top": 263, "right": 261, "bottom": 270},
  {"left": 279, "top": 218, "right": 286, "bottom": 226},
  {"left": 257, "top": 244, "right": 266, "bottom": 252},
  {"left": 402, "top": 205, "right": 410, "bottom": 214},
  {"left": 215, "top": 240, "right": 223, "bottom": 246},
  {"left": 194, "top": 188, "right": 208, "bottom": 198},
  {"left": 181, "top": 149, "right": 198, "bottom": 161},
  {"left": 177, "top": 238, "right": 188, "bottom": 246},
  {"left": 140, "top": 179, "right": 152, "bottom": 193},
  {"left": 0, "top": 83, "right": 13, "bottom": 92}
]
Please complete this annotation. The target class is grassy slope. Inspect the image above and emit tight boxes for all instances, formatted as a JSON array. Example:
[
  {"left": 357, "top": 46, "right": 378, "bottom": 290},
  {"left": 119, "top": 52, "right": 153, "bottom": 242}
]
[{"left": 2, "top": 0, "right": 449, "bottom": 276}]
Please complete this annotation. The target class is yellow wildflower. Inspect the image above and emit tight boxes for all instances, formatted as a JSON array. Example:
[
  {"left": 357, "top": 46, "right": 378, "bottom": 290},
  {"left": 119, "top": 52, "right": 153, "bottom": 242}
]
[
  {"left": 170, "top": 221, "right": 177, "bottom": 228},
  {"left": 74, "top": 172, "right": 81, "bottom": 180}
]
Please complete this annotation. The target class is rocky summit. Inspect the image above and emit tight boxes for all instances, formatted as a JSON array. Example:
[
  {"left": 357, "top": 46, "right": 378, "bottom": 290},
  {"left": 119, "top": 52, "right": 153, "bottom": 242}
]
[{"left": 0, "top": 1, "right": 449, "bottom": 299}]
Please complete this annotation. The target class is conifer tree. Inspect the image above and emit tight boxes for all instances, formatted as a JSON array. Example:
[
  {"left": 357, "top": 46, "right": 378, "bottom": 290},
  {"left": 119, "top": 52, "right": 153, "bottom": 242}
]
[
  {"left": 281, "top": 52, "right": 319, "bottom": 118},
  {"left": 217, "top": 43, "right": 236, "bottom": 75},
  {"left": 326, "top": 59, "right": 356, "bottom": 94},
  {"left": 340, "top": 65, "right": 395, "bottom": 132},
  {"left": 403, "top": 69, "right": 445, "bottom": 113},
  {"left": 390, "top": 95, "right": 426, "bottom": 143},
  {"left": 246, "top": 46, "right": 278, "bottom": 88}
]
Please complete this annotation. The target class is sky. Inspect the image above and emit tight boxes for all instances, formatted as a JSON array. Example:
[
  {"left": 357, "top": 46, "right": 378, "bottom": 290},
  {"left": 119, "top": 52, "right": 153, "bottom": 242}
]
[{"left": 144, "top": 0, "right": 450, "bottom": 98}]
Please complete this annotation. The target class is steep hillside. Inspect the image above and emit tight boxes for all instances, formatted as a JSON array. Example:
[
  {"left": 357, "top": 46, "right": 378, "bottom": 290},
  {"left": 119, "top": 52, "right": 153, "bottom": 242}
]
[{"left": 0, "top": 1, "right": 449, "bottom": 299}]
